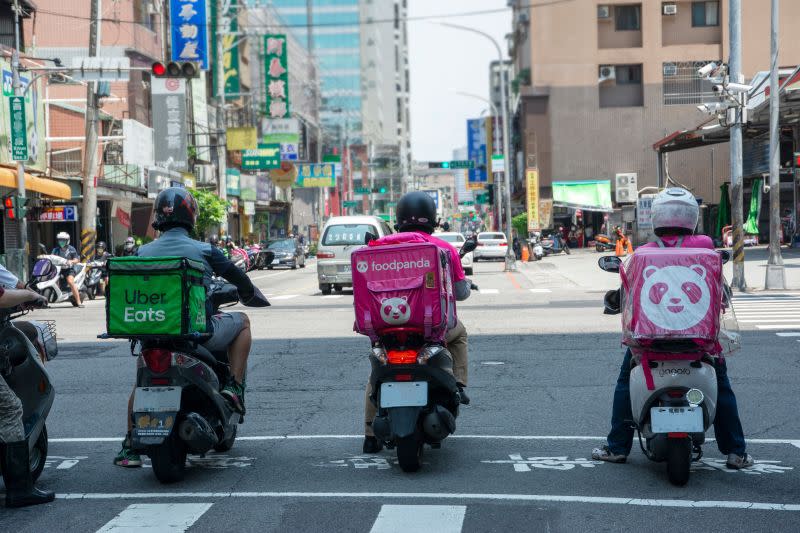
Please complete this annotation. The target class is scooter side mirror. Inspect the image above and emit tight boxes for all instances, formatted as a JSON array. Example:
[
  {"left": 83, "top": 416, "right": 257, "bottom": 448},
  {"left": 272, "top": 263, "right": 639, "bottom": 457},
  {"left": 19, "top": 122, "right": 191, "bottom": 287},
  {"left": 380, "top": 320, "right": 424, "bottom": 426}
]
[
  {"left": 598, "top": 255, "right": 622, "bottom": 273},
  {"left": 461, "top": 237, "right": 478, "bottom": 254},
  {"left": 720, "top": 250, "right": 731, "bottom": 264},
  {"left": 364, "top": 232, "right": 377, "bottom": 245}
]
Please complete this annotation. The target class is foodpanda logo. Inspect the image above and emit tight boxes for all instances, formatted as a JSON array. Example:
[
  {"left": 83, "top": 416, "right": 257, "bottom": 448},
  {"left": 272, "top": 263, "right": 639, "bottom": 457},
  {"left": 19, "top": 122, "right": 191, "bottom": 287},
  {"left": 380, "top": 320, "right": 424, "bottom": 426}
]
[
  {"left": 639, "top": 264, "right": 711, "bottom": 330},
  {"left": 370, "top": 258, "right": 431, "bottom": 272},
  {"left": 356, "top": 261, "right": 369, "bottom": 273},
  {"left": 381, "top": 297, "right": 411, "bottom": 325}
]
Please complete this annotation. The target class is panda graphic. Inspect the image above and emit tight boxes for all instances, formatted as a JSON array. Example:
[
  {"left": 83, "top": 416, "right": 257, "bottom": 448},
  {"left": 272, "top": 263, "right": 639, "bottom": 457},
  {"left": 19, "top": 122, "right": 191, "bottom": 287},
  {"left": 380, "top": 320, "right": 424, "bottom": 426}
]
[
  {"left": 380, "top": 296, "right": 411, "bottom": 325},
  {"left": 639, "top": 264, "right": 711, "bottom": 331}
]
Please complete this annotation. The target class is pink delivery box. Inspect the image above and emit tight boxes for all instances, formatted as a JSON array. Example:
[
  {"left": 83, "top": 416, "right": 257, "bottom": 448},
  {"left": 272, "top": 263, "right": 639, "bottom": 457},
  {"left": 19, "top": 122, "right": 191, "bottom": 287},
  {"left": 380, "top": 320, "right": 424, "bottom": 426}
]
[
  {"left": 620, "top": 247, "right": 723, "bottom": 352},
  {"left": 351, "top": 240, "right": 455, "bottom": 342}
]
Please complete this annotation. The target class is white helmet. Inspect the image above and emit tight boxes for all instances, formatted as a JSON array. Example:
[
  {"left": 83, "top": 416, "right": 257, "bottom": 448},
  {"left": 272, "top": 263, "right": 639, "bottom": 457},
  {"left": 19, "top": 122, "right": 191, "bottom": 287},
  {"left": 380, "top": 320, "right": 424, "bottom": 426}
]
[
  {"left": 56, "top": 231, "right": 70, "bottom": 245},
  {"left": 651, "top": 187, "right": 699, "bottom": 236}
]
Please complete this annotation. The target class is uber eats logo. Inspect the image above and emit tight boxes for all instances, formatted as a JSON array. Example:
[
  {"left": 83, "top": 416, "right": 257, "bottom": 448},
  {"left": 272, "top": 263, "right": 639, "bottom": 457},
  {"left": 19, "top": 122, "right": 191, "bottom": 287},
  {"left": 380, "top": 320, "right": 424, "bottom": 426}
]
[{"left": 124, "top": 290, "right": 168, "bottom": 322}]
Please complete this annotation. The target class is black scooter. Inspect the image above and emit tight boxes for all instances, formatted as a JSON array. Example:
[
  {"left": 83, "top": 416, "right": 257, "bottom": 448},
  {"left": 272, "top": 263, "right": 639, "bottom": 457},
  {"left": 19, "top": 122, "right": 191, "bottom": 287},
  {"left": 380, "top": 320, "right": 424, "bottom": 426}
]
[
  {"left": 117, "top": 281, "right": 269, "bottom": 483},
  {"left": 0, "top": 303, "right": 57, "bottom": 485},
  {"left": 367, "top": 238, "right": 478, "bottom": 472}
]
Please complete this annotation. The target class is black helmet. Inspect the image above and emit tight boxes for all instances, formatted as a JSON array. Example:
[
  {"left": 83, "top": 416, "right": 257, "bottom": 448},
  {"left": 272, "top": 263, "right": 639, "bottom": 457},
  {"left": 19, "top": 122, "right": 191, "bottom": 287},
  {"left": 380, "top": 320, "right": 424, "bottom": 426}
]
[
  {"left": 152, "top": 187, "right": 198, "bottom": 232},
  {"left": 395, "top": 191, "right": 437, "bottom": 234},
  {"left": 96, "top": 241, "right": 106, "bottom": 250},
  {"left": 209, "top": 234, "right": 219, "bottom": 245}
]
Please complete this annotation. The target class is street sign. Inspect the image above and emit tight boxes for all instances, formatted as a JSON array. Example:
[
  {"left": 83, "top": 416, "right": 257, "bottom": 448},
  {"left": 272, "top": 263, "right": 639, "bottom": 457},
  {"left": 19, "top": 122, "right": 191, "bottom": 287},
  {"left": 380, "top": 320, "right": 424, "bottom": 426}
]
[
  {"left": 38, "top": 205, "right": 78, "bottom": 222},
  {"left": 428, "top": 160, "right": 474, "bottom": 169},
  {"left": 295, "top": 163, "right": 335, "bottom": 188},
  {"left": 323, "top": 154, "right": 341, "bottom": 163},
  {"left": 69, "top": 57, "right": 131, "bottom": 81},
  {"left": 242, "top": 143, "right": 281, "bottom": 170},
  {"left": 343, "top": 200, "right": 359, "bottom": 208},
  {"left": 280, "top": 143, "right": 298, "bottom": 161},
  {"left": 355, "top": 187, "right": 371, "bottom": 194},
  {"left": 9, "top": 96, "right": 26, "bottom": 161},
  {"left": 492, "top": 154, "right": 506, "bottom": 173}
]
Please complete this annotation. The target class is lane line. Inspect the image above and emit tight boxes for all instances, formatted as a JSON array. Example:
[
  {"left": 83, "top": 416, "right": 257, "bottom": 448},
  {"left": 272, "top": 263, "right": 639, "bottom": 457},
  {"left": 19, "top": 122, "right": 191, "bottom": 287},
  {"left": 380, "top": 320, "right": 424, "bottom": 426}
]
[
  {"left": 321, "top": 295, "right": 344, "bottom": 300},
  {"left": 249, "top": 271, "right": 293, "bottom": 281},
  {"left": 529, "top": 288, "right": 552, "bottom": 293},
  {"left": 370, "top": 505, "right": 466, "bottom": 533},
  {"left": 96, "top": 503, "right": 212, "bottom": 532},
  {"left": 739, "top": 319, "right": 800, "bottom": 323},
  {"left": 776, "top": 332, "right": 800, "bottom": 337},
  {"left": 479, "top": 289, "right": 499, "bottom": 294},
  {"left": 756, "top": 325, "right": 800, "bottom": 330},
  {"left": 270, "top": 295, "right": 299, "bottom": 301},
  {"left": 48, "top": 435, "right": 800, "bottom": 447},
  {"left": 58, "top": 492, "right": 800, "bottom": 511}
]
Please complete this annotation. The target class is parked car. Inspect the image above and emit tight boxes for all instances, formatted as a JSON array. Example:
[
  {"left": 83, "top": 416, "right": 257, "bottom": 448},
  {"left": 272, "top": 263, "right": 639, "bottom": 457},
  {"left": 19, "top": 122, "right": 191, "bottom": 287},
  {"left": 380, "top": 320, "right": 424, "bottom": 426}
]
[
  {"left": 266, "top": 238, "right": 306, "bottom": 270},
  {"left": 316, "top": 215, "right": 393, "bottom": 295},
  {"left": 433, "top": 231, "right": 473, "bottom": 275},
  {"left": 474, "top": 231, "right": 509, "bottom": 261}
]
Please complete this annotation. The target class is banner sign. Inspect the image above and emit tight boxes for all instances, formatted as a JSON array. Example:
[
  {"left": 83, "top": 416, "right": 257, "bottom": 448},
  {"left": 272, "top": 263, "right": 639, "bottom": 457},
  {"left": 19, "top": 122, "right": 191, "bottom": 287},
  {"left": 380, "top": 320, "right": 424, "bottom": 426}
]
[
  {"left": 122, "top": 119, "right": 154, "bottom": 166},
  {"left": 226, "top": 168, "right": 241, "bottom": 197},
  {"left": 151, "top": 78, "right": 187, "bottom": 171},
  {"left": 526, "top": 168, "right": 540, "bottom": 231},
  {"left": 552, "top": 180, "right": 613, "bottom": 212},
  {"left": 242, "top": 143, "right": 281, "bottom": 170},
  {"left": 637, "top": 194, "right": 655, "bottom": 231},
  {"left": 211, "top": 0, "right": 239, "bottom": 96},
  {"left": 262, "top": 118, "right": 299, "bottom": 142},
  {"left": 467, "top": 118, "right": 488, "bottom": 189},
  {"left": 9, "top": 96, "right": 26, "bottom": 161},
  {"left": 264, "top": 34, "right": 290, "bottom": 118},
  {"left": 295, "top": 163, "right": 335, "bottom": 188},
  {"left": 539, "top": 199, "right": 553, "bottom": 229},
  {"left": 256, "top": 174, "right": 271, "bottom": 204},
  {"left": 227, "top": 127, "right": 257, "bottom": 151},
  {"left": 169, "top": 0, "right": 209, "bottom": 69},
  {"left": 38, "top": 205, "right": 78, "bottom": 222}
]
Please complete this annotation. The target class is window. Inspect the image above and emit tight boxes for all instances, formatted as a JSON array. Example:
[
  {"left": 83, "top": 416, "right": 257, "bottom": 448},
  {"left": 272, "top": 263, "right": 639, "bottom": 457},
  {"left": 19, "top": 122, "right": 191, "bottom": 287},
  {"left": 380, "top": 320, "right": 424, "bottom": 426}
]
[
  {"left": 322, "top": 224, "right": 378, "bottom": 246},
  {"left": 615, "top": 5, "right": 641, "bottom": 31},
  {"left": 692, "top": 1, "right": 719, "bottom": 27},
  {"left": 663, "top": 60, "right": 719, "bottom": 105},
  {"left": 599, "top": 64, "right": 643, "bottom": 108},
  {"left": 615, "top": 64, "right": 642, "bottom": 84}
]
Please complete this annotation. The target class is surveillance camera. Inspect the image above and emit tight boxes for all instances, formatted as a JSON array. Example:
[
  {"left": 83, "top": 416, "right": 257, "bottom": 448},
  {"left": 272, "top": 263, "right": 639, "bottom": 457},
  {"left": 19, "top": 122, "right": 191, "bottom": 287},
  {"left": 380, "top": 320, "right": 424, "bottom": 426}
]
[
  {"left": 712, "top": 84, "right": 724, "bottom": 94},
  {"left": 763, "top": 183, "right": 771, "bottom": 194},
  {"left": 726, "top": 82, "right": 753, "bottom": 94},
  {"left": 697, "top": 62, "right": 718, "bottom": 78}
]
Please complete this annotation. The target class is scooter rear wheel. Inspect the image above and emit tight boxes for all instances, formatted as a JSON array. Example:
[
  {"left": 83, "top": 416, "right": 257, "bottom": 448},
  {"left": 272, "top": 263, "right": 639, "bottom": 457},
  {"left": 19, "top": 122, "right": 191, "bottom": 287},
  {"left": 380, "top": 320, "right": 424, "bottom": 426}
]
[
  {"left": 396, "top": 435, "right": 424, "bottom": 473},
  {"left": 150, "top": 432, "right": 187, "bottom": 484},
  {"left": 30, "top": 425, "right": 48, "bottom": 482},
  {"left": 666, "top": 437, "right": 692, "bottom": 486},
  {"left": 214, "top": 425, "right": 237, "bottom": 453}
]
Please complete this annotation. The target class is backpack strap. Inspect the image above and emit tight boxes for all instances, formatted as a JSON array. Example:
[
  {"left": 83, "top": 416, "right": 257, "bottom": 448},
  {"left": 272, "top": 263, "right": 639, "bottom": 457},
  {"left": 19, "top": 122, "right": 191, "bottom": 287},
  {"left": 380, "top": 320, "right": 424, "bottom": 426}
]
[
  {"left": 424, "top": 304, "right": 433, "bottom": 339},
  {"left": 655, "top": 236, "right": 685, "bottom": 248},
  {"left": 363, "top": 310, "right": 376, "bottom": 341},
  {"left": 655, "top": 237, "right": 665, "bottom": 248}
]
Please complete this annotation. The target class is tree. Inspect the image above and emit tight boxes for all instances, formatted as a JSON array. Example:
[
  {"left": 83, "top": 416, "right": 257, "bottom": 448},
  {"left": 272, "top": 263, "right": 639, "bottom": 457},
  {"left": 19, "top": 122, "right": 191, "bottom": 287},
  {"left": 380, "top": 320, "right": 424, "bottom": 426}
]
[
  {"left": 193, "top": 188, "right": 228, "bottom": 238},
  {"left": 512, "top": 212, "right": 528, "bottom": 238}
]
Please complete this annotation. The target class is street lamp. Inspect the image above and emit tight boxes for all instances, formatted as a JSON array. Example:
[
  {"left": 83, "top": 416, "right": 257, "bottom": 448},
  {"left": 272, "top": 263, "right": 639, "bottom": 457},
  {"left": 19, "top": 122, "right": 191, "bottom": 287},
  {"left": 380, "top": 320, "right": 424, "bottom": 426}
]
[{"left": 439, "top": 22, "right": 515, "bottom": 271}]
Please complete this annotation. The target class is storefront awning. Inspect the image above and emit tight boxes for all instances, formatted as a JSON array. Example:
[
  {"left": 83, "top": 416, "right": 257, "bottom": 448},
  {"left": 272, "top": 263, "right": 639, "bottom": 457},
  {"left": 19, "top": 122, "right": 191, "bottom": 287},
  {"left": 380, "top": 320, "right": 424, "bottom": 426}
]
[
  {"left": 0, "top": 168, "right": 72, "bottom": 200},
  {"left": 552, "top": 180, "right": 613, "bottom": 212}
]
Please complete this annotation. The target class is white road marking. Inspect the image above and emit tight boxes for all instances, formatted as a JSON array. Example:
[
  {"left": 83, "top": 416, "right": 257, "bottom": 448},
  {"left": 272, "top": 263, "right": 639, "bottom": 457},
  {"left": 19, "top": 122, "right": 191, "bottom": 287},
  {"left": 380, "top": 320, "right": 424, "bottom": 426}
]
[
  {"left": 370, "top": 505, "right": 466, "bottom": 533},
  {"left": 321, "top": 295, "right": 344, "bottom": 299},
  {"left": 479, "top": 289, "right": 499, "bottom": 294},
  {"left": 270, "top": 294, "right": 299, "bottom": 300},
  {"left": 481, "top": 361, "right": 505, "bottom": 366},
  {"left": 757, "top": 325, "right": 800, "bottom": 330},
  {"left": 249, "top": 271, "right": 292, "bottom": 281},
  {"left": 49, "top": 434, "right": 800, "bottom": 447},
  {"left": 484, "top": 454, "right": 602, "bottom": 472},
  {"left": 58, "top": 492, "right": 800, "bottom": 511},
  {"left": 776, "top": 332, "right": 800, "bottom": 337},
  {"left": 529, "top": 288, "right": 552, "bottom": 293},
  {"left": 96, "top": 503, "right": 212, "bottom": 532}
]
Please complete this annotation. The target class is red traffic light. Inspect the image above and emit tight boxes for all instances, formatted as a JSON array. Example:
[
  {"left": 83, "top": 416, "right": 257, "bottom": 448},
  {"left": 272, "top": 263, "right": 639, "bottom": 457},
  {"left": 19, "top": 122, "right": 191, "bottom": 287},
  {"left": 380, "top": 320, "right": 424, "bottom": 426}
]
[
  {"left": 795, "top": 153, "right": 800, "bottom": 167},
  {"left": 151, "top": 61, "right": 198, "bottom": 79},
  {"left": 152, "top": 62, "right": 166, "bottom": 76},
  {"left": 3, "top": 196, "right": 12, "bottom": 209}
]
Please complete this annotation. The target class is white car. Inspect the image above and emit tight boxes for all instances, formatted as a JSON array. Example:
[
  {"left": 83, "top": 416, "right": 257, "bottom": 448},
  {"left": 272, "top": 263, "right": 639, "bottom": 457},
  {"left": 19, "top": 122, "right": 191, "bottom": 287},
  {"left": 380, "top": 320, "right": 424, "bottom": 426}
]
[
  {"left": 434, "top": 232, "right": 473, "bottom": 275},
  {"left": 474, "top": 231, "right": 509, "bottom": 260}
]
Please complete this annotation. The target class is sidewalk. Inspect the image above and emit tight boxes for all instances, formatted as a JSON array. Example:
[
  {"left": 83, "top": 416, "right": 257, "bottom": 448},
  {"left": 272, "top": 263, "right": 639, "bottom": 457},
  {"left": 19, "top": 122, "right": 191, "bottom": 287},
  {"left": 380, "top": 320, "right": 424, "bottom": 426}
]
[{"left": 724, "top": 245, "right": 800, "bottom": 291}]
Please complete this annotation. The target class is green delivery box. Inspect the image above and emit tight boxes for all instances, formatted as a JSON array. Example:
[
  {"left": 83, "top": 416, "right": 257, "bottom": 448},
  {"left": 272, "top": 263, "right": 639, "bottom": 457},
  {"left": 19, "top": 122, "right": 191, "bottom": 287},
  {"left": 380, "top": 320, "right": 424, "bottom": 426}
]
[{"left": 106, "top": 256, "right": 207, "bottom": 337}]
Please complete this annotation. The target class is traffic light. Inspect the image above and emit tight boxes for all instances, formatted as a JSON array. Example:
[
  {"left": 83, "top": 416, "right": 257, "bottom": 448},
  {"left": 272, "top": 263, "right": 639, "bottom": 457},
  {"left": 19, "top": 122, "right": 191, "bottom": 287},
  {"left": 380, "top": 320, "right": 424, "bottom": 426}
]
[
  {"left": 795, "top": 152, "right": 800, "bottom": 167},
  {"left": 151, "top": 61, "right": 198, "bottom": 79},
  {"left": 428, "top": 162, "right": 451, "bottom": 169},
  {"left": 485, "top": 183, "right": 494, "bottom": 205},
  {"left": 3, "top": 195, "right": 28, "bottom": 220}
]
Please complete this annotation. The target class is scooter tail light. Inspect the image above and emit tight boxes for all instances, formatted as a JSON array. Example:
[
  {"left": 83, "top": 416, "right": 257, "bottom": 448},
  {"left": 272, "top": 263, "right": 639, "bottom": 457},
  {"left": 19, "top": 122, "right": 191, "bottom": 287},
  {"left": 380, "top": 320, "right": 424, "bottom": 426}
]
[
  {"left": 386, "top": 349, "right": 417, "bottom": 364},
  {"left": 172, "top": 353, "right": 199, "bottom": 368},
  {"left": 141, "top": 348, "right": 172, "bottom": 374},
  {"left": 668, "top": 432, "right": 689, "bottom": 438},
  {"left": 394, "top": 374, "right": 413, "bottom": 381},
  {"left": 667, "top": 390, "right": 685, "bottom": 398}
]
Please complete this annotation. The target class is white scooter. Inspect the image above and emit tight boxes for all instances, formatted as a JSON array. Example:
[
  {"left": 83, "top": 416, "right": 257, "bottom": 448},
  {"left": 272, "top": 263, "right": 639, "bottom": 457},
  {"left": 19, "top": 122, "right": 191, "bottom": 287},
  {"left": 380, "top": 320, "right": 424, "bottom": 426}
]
[
  {"left": 30, "top": 255, "right": 88, "bottom": 306},
  {"left": 598, "top": 253, "right": 731, "bottom": 486}
]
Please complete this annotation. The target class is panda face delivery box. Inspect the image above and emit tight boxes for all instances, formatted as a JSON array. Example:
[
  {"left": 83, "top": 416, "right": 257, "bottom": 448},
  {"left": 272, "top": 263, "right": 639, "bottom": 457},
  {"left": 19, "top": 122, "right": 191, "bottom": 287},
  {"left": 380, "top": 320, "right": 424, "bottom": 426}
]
[
  {"left": 620, "top": 247, "right": 723, "bottom": 353},
  {"left": 106, "top": 256, "right": 207, "bottom": 337},
  {"left": 351, "top": 238, "right": 455, "bottom": 343}
]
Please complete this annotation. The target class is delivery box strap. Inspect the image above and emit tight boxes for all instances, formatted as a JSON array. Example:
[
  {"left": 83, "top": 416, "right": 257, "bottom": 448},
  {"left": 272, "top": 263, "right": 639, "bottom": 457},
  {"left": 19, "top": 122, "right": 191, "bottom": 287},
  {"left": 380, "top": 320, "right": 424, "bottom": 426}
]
[
  {"left": 363, "top": 310, "right": 376, "bottom": 341},
  {"left": 424, "top": 304, "right": 433, "bottom": 340}
]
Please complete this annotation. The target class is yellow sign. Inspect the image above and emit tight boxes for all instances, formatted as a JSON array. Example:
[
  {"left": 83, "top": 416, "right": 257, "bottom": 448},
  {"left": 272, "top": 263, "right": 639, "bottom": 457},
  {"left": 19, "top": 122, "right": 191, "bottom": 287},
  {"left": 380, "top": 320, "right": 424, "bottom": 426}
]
[
  {"left": 270, "top": 162, "right": 298, "bottom": 189},
  {"left": 226, "top": 127, "right": 258, "bottom": 151},
  {"left": 526, "top": 168, "right": 540, "bottom": 231}
]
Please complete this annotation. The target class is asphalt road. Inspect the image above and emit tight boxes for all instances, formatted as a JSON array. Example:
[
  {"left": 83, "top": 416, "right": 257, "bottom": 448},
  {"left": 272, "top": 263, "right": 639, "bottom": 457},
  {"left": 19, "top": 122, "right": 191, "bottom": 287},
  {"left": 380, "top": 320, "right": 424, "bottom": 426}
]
[{"left": 3, "top": 252, "right": 800, "bottom": 532}]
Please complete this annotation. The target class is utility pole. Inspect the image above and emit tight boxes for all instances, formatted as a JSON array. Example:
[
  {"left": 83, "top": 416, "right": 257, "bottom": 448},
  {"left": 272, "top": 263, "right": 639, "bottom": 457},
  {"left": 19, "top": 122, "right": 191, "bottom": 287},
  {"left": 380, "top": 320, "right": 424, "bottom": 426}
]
[
  {"left": 765, "top": 0, "right": 785, "bottom": 288},
  {"left": 729, "top": 0, "right": 746, "bottom": 291},
  {"left": 216, "top": 0, "right": 229, "bottom": 234},
  {"left": 80, "top": 0, "right": 101, "bottom": 260},
  {"left": 11, "top": 0, "right": 27, "bottom": 277}
]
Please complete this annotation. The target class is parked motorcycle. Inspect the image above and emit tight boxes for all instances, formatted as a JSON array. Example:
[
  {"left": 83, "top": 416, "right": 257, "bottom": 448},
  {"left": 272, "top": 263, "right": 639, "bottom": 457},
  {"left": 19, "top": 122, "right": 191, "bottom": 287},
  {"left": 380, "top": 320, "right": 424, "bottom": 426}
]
[
  {"left": 30, "top": 255, "right": 88, "bottom": 306},
  {"left": 116, "top": 279, "right": 269, "bottom": 484},
  {"left": 0, "top": 301, "right": 57, "bottom": 484},
  {"left": 540, "top": 230, "right": 570, "bottom": 256},
  {"left": 367, "top": 238, "right": 478, "bottom": 472},
  {"left": 598, "top": 250, "right": 731, "bottom": 486},
  {"left": 528, "top": 232, "right": 545, "bottom": 261}
]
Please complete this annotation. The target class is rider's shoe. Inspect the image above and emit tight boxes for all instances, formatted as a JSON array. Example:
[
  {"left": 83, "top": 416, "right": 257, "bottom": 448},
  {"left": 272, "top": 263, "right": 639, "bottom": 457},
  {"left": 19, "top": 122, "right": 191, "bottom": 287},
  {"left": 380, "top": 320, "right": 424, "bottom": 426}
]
[
  {"left": 363, "top": 436, "right": 383, "bottom": 454},
  {"left": 1, "top": 441, "right": 55, "bottom": 507},
  {"left": 113, "top": 433, "right": 142, "bottom": 468},
  {"left": 457, "top": 385, "right": 470, "bottom": 405},
  {"left": 591, "top": 445, "right": 627, "bottom": 464},
  {"left": 221, "top": 378, "right": 246, "bottom": 415},
  {"left": 726, "top": 453, "right": 754, "bottom": 469}
]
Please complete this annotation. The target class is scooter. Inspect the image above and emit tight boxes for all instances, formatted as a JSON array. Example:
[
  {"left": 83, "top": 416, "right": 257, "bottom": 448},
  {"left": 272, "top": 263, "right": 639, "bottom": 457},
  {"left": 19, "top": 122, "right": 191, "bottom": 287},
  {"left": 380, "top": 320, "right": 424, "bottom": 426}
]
[
  {"left": 30, "top": 255, "right": 88, "bottom": 306},
  {"left": 84, "top": 258, "right": 108, "bottom": 300},
  {"left": 113, "top": 280, "right": 269, "bottom": 484},
  {"left": 367, "top": 238, "right": 478, "bottom": 472},
  {"left": 598, "top": 252, "right": 730, "bottom": 486},
  {"left": 528, "top": 233, "right": 545, "bottom": 261},
  {"left": 0, "top": 301, "right": 56, "bottom": 484},
  {"left": 540, "top": 229, "right": 570, "bottom": 256}
]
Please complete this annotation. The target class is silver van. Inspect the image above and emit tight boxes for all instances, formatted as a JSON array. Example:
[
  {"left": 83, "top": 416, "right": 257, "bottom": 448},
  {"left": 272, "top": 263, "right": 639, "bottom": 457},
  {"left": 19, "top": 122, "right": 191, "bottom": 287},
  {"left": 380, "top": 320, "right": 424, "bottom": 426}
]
[{"left": 316, "top": 215, "right": 393, "bottom": 295}]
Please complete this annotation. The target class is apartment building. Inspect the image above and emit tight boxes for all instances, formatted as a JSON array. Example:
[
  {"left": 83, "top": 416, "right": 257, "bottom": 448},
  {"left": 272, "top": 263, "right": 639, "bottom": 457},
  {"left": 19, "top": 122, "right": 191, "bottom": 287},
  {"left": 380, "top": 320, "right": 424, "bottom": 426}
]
[{"left": 509, "top": 0, "right": 800, "bottom": 220}]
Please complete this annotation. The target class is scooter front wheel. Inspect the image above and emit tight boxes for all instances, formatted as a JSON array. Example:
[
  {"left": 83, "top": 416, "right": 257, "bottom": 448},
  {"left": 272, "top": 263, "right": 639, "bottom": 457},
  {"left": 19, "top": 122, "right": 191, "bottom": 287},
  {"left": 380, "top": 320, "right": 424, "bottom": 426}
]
[
  {"left": 666, "top": 437, "right": 692, "bottom": 486},
  {"left": 396, "top": 435, "right": 424, "bottom": 473}
]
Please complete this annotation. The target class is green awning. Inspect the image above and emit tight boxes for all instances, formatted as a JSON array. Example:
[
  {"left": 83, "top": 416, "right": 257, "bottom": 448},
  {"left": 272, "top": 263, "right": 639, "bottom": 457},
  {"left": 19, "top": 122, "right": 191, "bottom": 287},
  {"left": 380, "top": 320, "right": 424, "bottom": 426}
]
[{"left": 552, "top": 180, "right": 613, "bottom": 212}]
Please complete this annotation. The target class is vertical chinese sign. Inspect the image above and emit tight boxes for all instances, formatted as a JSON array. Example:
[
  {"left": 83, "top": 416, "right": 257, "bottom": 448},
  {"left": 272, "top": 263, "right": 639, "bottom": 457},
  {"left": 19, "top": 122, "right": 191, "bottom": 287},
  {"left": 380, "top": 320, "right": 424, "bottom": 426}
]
[
  {"left": 526, "top": 168, "right": 540, "bottom": 232},
  {"left": 210, "top": 0, "right": 240, "bottom": 96},
  {"left": 466, "top": 118, "right": 487, "bottom": 189},
  {"left": 264, "top": 34, "right": 290, "bottom": 119},
  {"left": 151, "top": 78, "right": 188, "bottom": 171},
  {"left": 9, "top": 96, "right": 27, "bottom": 161},
  {"left": 169, "top": 0, "right": 209, "bottom": 69}
]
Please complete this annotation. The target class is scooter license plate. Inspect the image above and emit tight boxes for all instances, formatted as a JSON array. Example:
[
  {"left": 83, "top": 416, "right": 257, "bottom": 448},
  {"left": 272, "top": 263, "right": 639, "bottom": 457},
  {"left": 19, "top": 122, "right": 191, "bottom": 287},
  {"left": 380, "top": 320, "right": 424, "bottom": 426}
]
[
  {"left": 132, "top": 387, "right": 182, "bottom": 413},
  {"left": 650, "top": 406, "right": 703, "bottom": 433},
  {"left": 272, "top": 259, "right": 281, "bottom": 265},
  {"left": 379, "top": 381, "right": 428, "bottom": 408}
]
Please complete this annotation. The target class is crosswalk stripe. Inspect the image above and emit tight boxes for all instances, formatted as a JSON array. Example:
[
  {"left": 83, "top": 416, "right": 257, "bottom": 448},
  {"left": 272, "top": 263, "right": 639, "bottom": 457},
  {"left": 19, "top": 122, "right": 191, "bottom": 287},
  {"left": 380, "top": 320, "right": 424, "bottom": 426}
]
[
  {"left": 321, "top": 295, "right": 343, "bottom": 299},
  {"left": 757, "top": 325, "right": 800, "bottom": 330},
  {"left": 270, "top": 295, "right": 299, "bottom": 300},
  {"left": 96, "top": 503, "right": 212, "bottom": 532},
  {"left": 740, "top": 319, "right": 800, "bottom": 323},
  {"left": 776, "top": 332, "right": 800, "bottom": 337},
  {"left": 370, "top": 505, "right": 467, "bottom": 533},
  {"left": 479, "top": 289, "right": 499, "bottom": 294},
  {"left": 529, "top": 288, "right": 552, "bottom": 293}
]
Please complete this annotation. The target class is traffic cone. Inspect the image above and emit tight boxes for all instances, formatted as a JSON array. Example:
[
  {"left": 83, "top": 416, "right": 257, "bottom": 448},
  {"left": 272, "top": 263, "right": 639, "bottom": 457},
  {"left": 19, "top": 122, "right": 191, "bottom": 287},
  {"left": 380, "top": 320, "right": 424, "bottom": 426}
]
[
  {"left": 521, "top": 246, "right": 530, "bottom": 262},
  {"left": 625, "top": 238, "right": 634, "bottom": 255},
  {"left": 615, "top": 239, "right": 624, "bottom": 257}
]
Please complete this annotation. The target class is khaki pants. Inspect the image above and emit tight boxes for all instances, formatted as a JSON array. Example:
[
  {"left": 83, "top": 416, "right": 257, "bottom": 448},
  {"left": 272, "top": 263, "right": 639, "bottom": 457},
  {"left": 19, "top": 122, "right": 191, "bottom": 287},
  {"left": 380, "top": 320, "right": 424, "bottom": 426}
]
[{"left": 364, "top": 320, "right": 468, "bottom": 436}]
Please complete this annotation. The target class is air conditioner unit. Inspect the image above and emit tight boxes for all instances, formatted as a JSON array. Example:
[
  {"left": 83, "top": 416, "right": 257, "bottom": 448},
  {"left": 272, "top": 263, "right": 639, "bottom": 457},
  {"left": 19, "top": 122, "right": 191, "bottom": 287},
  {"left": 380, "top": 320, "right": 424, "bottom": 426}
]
[
  {"left": 598, "top": 65, "right": 616, "bottom": 84},
  {"left": 598, "top": 5, "right": 610, "bottom": 18},
  {"left": 663, "top": 63, "right": 678, "bottom": 77},
  {"left": 663, "top": 3, "right": 678, "bottom": 16},
  {"left": 615, "top": 173, "right": 638, "bottom": 204}
]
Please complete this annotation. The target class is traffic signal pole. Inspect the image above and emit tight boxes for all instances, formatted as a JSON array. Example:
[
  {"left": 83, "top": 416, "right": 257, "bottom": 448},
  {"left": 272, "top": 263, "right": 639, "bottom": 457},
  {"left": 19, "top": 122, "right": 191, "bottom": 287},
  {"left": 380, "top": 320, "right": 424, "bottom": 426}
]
[
  {"left": 80, "top": 0, "right": 101, "bottom": 260},
  {"left": 11, "top": 0, "right": 27, "bottom": 275}
]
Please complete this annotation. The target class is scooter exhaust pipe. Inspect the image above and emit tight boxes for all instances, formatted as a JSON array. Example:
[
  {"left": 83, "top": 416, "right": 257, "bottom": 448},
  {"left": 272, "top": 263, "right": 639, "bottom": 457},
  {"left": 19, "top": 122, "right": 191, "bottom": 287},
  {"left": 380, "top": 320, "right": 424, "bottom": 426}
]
[
  {"left": 422, "top": 405, "right": 456, "bottom": 442},
  {"left": 178, "top": 412, "right": 218, "bottom": 454}
]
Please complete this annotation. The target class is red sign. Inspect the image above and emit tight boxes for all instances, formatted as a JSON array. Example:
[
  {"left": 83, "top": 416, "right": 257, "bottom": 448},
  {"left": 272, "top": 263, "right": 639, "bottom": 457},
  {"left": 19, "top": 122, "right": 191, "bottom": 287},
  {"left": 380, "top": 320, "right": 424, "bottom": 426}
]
[{"left": 116, "top": 206, "right": 131, "bottom": 228}]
